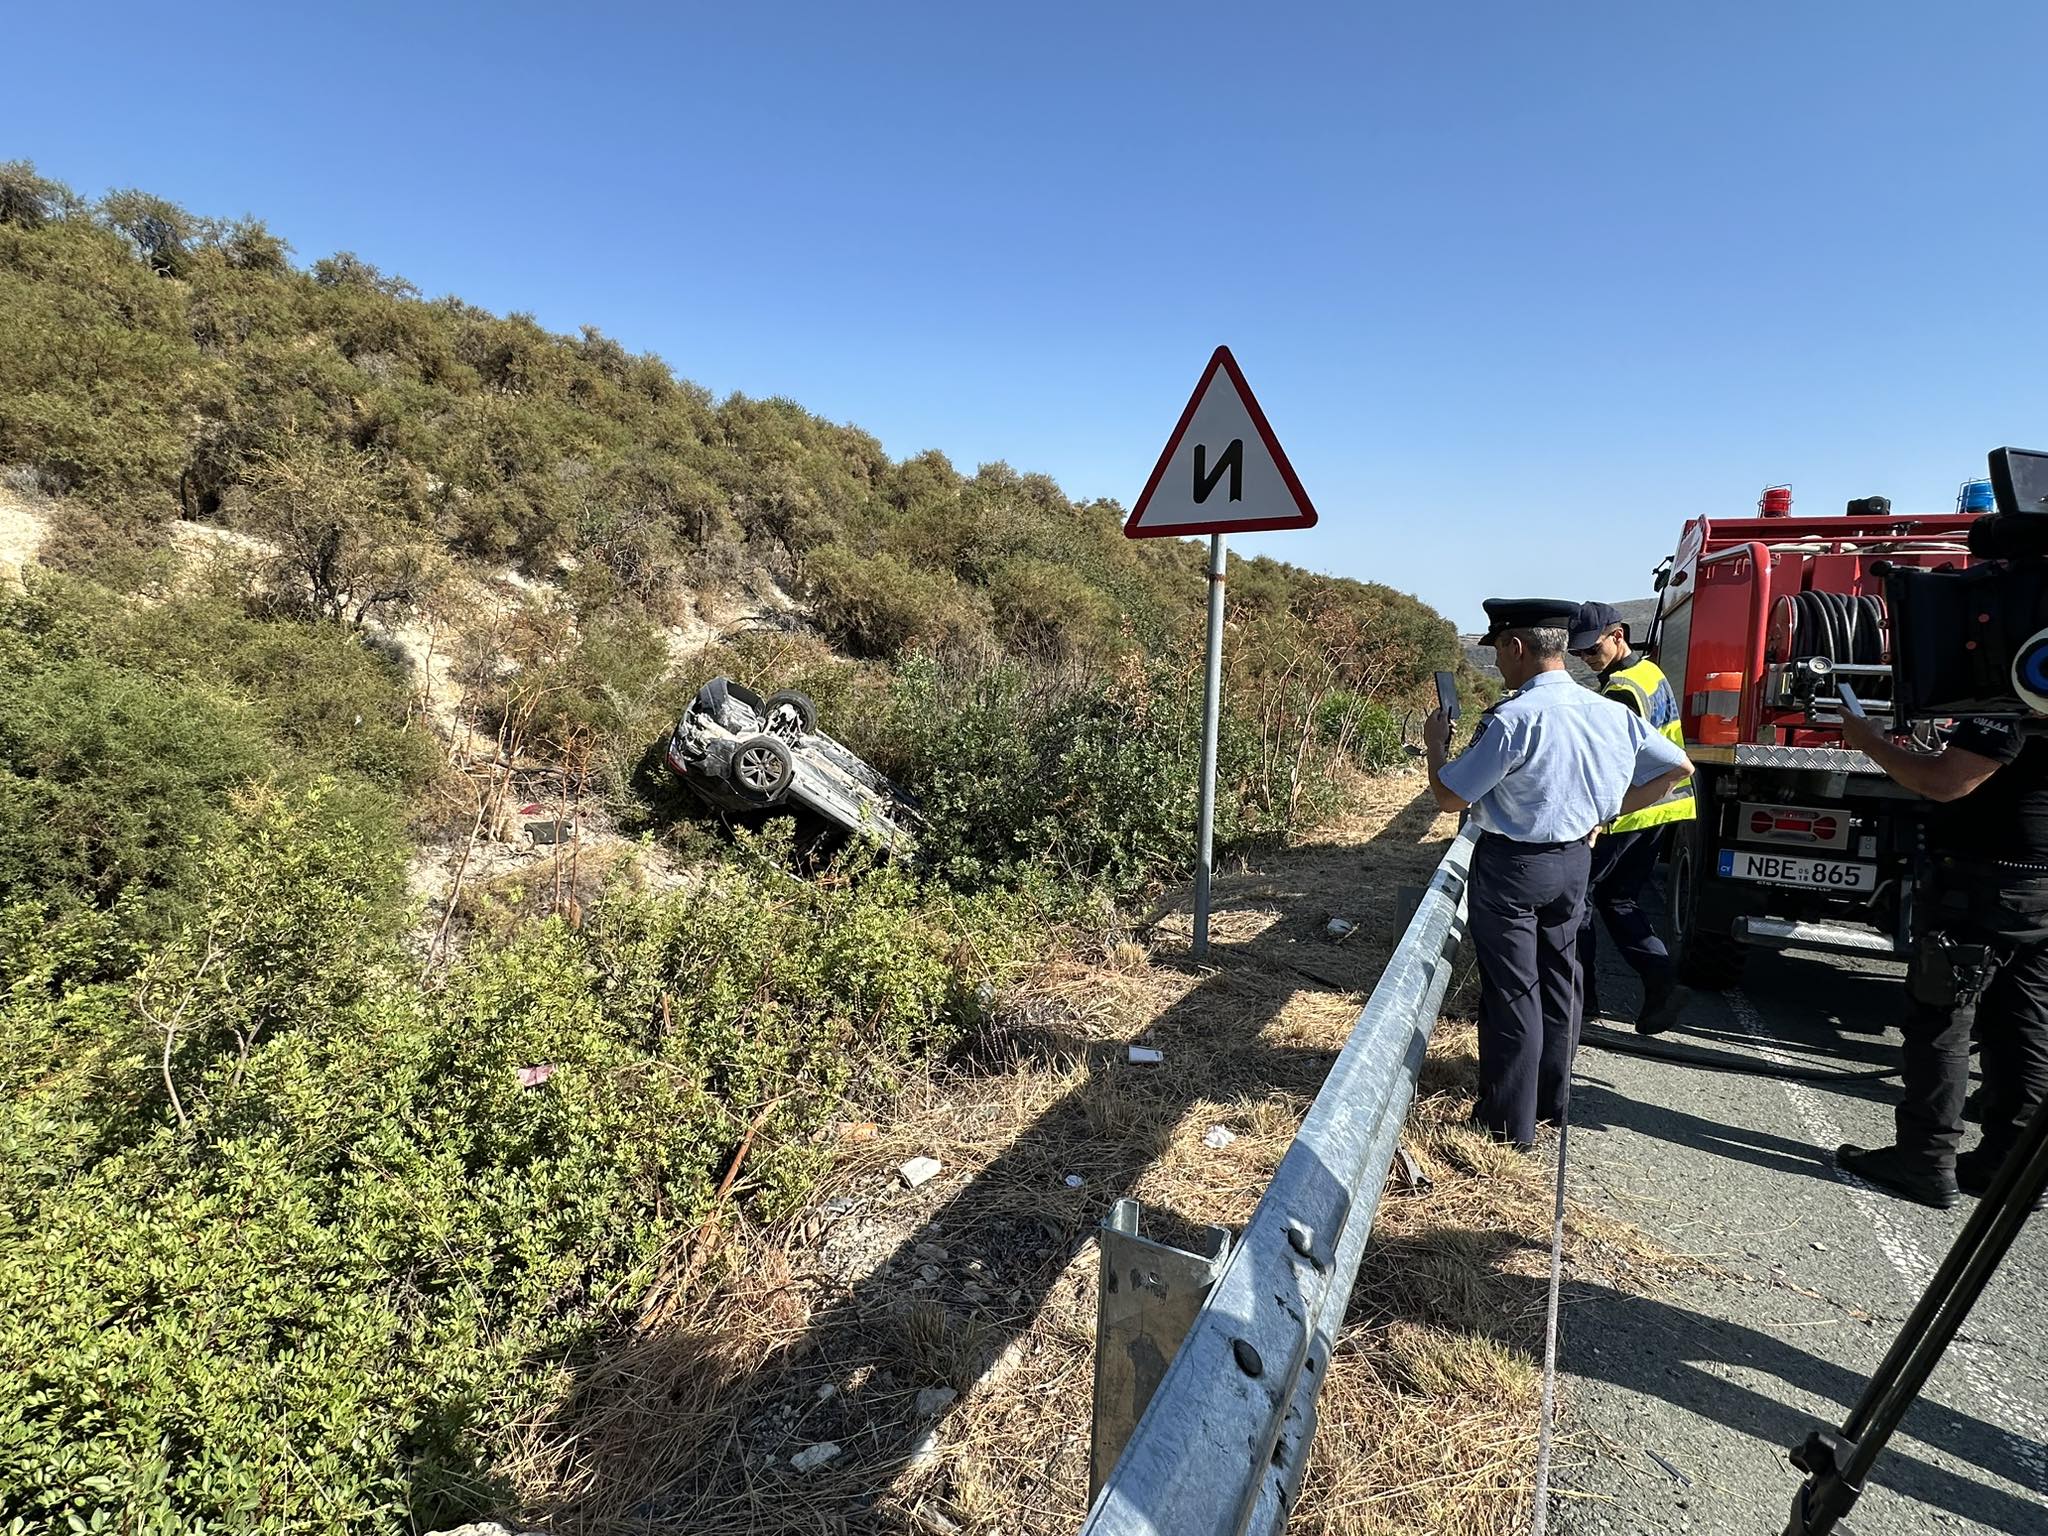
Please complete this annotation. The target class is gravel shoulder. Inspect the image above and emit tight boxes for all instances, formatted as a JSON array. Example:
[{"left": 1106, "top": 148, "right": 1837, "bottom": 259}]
[{"left": 1555, "top": 941, "right": 2048, "bottom": 1535}]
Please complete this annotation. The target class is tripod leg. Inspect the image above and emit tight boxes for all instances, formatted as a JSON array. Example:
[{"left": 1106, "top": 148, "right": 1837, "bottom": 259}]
[{"left": 1786, "top": 1100, "right": 2048, "bottom": 1534}]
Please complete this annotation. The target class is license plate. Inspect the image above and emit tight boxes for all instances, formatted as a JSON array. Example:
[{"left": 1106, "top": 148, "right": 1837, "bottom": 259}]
[{"left": 1718, "top": 849, "right": 1876, "bottom": 892}]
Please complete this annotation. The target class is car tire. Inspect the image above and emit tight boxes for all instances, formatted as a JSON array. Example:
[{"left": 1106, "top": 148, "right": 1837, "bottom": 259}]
[
  {"left": 1667, "top": 812, "right": 1746, "bottom": 990},
  {"left": 729, "top": 734, "right": 795, "bottom": 803},
  {"left": 764, "top": 689, "right": 818, "bottom": 736}
]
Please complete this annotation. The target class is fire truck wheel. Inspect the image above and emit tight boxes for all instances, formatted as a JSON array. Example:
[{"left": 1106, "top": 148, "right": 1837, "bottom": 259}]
[{"left": 1667, "top": 817, "right": 1746, "bottom": 990}]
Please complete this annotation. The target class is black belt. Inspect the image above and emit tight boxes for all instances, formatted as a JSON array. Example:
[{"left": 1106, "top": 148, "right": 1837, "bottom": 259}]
[{"left": 1477, "top": 831, "right": 1593, "bottom": 851}]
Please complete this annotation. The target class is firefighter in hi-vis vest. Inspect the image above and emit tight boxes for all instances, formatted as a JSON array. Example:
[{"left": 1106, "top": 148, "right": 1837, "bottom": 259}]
[{"left": 1568, "top": 601, "right": 1697, "bottom": 1035}]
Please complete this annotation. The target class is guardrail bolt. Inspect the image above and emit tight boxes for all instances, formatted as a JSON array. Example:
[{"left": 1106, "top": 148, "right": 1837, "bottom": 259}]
[
  {"left": 1285, "top": 1220, "right": 1324, "bottom": 1269},
  {"left": 1232, "top": 1338, "right": 1263, "bottom": 1378}
]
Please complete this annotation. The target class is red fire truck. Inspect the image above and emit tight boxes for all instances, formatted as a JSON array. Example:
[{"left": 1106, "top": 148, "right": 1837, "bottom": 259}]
[{"left": 1649, "top": 482, "right": 1992, "bottom": 988}]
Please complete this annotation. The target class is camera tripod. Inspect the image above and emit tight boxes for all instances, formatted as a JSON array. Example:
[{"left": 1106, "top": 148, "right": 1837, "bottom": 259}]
[{"left": 1784, "top": 1100, "right": 2048, "bottom": 1533}]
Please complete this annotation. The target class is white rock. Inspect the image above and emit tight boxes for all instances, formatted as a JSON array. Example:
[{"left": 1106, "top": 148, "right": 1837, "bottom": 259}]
[
  {"left": 815, "top": 1383, "right": 838, "bottom": 1401},
  {"left": 898, "top": 1156, "right": 943, "bottom": 1188},
  {"left": 1203, "top": 1125, "right": 1238, "bottom": 1150},
  {"left": 915, "top": 1385, "right": 958, "bottom": 1417},
  {"left": 1326, "top": 917, "right": 1357, "bottom": 939},
  {"left": 1127, "top": 1046, "right": 1164, "bottom": 1065},
  {"left": 790, "top": 1441, "right": 842, "bottom": 1473},
  {"left": 1063, "top": 1173, "right": 1084, "bottom": 1189}
]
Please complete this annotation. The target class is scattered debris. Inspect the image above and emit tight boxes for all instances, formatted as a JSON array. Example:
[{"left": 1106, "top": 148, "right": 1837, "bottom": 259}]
[
  {"left": 977, "top": 1339, "right": 1028, "bottom": 1390},
  {"left": 918, "top": 1265, "right": 943, "bottom": 1285},
  {"left": 815, "top": 1383, "right": 838, "bottom": 1402},
  {"left": 525, "top": 818, "right": 574, "bottom": 845},
  {"left": 839, "top": 1120, "right": 879, "bottom": 1142},
  {"left": 1325, "top": 917, "right": 1357, "bottom": 940},
  {"left": 1390, "top": 1144, "right": 1433, "bottom": 1194},
  {"left": 898, "top": 1156, "right": 943, "bottom": 1189},
  {"left": 515, "top": 1063, "right": 557, "bottom": 1088},
  {"left": 1063, "top": 1173, "right": 1085, "bottom": 1189},
  {"left": 790, "top": 1441, "right": 842, "bottom": 1474},
  {"left": 824, "top": 1195, "right": 855, "bottom": 1216},
  {"left": 915, "top": 1386, "right": 958, "bottom": 1418},
  {"left": 1127, "top": 1045, "right": 1164, "bottom": 1065},
  {"left": 1645, "top": 1447, "right": 1692, "bottom": 1487},
  {"left": 1203, "top": 1124, "right": 1238, "bottom": 1150},
  {"left": 905, "top": 1426, "right": 942, "bottom": 1472}
]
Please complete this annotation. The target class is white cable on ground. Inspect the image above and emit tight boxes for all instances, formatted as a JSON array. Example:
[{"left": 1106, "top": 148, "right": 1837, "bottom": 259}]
[{"left": 1531, "top": 1115, "right": 1569, "bottom": 1536}]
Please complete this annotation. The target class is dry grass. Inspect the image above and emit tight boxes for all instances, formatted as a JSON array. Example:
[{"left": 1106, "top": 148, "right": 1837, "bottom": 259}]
[{"left": 499, "top": 772, "right": 1696, "bottom": 1535}]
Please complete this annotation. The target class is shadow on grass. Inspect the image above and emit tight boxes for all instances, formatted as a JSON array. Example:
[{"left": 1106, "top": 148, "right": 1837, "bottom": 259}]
[{"left": 490, "top": 786, "right": 1458, "bottom": 1531}]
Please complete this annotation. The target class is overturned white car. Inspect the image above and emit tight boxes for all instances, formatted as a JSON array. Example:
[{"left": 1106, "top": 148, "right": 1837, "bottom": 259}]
[{"left": 663, "top": 677, "right": 921, "bottom": 859}]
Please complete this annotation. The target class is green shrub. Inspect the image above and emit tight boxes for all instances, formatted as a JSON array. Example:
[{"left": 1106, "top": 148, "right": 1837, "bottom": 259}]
[
  {"left": 880, "top": 654, "right": 1259, "bottom": 896},
  {"left": 0, "top": 803, "right": 1059, "bottom": 1534}
]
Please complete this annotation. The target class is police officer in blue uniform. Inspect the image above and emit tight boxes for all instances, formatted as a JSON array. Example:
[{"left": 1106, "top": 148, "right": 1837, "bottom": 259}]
[{"left": 1424, "top": 599, "right": 1695, "bottom": 1148}]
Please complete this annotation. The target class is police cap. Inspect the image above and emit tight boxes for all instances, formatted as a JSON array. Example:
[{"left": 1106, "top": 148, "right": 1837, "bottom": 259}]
[
  {"left": 1567, "top": 600, "right": 1629, "bottom": 652},
  {"left": 1478, "top": 597, "right": 1580, "bottom": 645}
]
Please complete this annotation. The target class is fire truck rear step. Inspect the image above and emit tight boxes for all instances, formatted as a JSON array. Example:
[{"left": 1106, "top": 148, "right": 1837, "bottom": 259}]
[{"left": 1734, "top": 915, "right": 1900, "bottom": 957}]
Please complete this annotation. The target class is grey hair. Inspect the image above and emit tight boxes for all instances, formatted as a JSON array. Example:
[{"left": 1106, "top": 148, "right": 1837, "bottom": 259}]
[{"left": 1503, "top": 626, "right": 1569, "bottom": 659}]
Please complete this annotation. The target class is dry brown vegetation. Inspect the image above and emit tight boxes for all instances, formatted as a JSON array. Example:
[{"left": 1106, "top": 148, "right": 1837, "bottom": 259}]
[{"left": 496, "top": 777, "right": 1690, "bottom": 1536}]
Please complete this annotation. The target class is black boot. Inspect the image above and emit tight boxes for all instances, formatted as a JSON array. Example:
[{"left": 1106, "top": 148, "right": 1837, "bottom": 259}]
[
  {"left": 1636, "top": 977, "right": 1690, "bottom": 1037},
  {"left": 1956, "top": 1146, "right": 2048, "bottom": 1211},
  {"left": 1837, "top": 1143, "right": 1959, "bottom": 1209}
]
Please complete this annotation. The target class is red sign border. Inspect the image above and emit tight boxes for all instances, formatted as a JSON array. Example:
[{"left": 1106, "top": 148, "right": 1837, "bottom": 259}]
[{"left": 1123, "top": 345, "right": 1320, "bottom": 539}]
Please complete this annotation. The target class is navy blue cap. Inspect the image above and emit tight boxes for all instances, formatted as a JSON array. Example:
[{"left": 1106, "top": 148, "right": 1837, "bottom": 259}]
[
  {"left": 1567, "top": 601, "right": 1629, "bottom": 653},
  {"left": 1478, "top": 597, "right": 1580, "bottom": 645}
]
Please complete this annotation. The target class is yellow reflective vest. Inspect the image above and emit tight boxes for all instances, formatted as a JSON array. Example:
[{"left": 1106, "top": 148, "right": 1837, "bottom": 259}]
[{"left": 1604, "top": 656, "right": 1696, "bottom": 833}]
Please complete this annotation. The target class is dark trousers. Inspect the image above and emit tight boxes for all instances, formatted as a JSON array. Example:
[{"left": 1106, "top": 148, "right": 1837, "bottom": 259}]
[
  {"left": 1471, "top": 833, "right": 1592, "bottom": 1148},
  {"left": 1897, "top": 870, "right": 2048, "bottom": 1172},
  {"left": 1576, "top": 825, "right": 1674, "bottom": 1017}
]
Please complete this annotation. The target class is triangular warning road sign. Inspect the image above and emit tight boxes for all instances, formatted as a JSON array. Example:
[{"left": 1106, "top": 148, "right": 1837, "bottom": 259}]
[{"left": 1123, "top": 346, "right": 1318, "bottom": 539}]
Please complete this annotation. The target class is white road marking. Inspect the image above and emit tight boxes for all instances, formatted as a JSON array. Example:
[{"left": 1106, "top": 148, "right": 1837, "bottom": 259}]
[{"left": 1726, "top": 985, "right": 2048, "bottom": 1496}]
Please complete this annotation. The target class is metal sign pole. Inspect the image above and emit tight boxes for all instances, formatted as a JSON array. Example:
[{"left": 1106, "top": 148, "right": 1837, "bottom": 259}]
[{"left": 1194, "top": 533, "right": 1226, "bottom": 958}]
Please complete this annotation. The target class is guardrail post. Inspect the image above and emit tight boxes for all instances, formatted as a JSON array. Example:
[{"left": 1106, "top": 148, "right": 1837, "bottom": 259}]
[
  {"left": 1081, "top": 824, "right": 1477, "bottom": 1536},
  {"left": 1090, "top": 1198, "right": 1233, "bottom": 1495},
  {"left": 1394, "top": 883, "right": 1425, "bottom": 932}
]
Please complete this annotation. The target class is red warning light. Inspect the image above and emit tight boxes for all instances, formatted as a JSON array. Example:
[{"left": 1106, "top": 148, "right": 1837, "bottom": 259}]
[{"left": 1759, "top": 485, "right": 1794, "bottom": 517}]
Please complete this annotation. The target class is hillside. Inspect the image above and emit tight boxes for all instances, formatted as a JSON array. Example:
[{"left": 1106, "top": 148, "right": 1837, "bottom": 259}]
[
  {"left": 0, "top": 161, "right": 1502, "bottom": 1536},
  {"left": 0, "top": 160, "right": 1474, "bottom": 705}
]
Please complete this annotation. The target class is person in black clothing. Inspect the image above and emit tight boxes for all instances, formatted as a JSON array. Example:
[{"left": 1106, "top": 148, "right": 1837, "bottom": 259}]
[{"left": 1835, "top": 709, "right": 2048, "bottom": 1208}]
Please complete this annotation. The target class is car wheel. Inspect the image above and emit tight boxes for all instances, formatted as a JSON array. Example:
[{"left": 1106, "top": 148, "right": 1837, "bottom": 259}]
[
  {"left": 765, "top": 689, "right": 818, "bottom": 736},
  {"left": 730, "top": 734, "right": 795, "bottom": 803}
]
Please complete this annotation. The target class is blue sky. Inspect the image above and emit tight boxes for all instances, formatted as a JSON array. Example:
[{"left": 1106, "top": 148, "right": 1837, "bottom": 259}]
[{"left": 9, "top": 2, "right": 2048, "bottom": 626}]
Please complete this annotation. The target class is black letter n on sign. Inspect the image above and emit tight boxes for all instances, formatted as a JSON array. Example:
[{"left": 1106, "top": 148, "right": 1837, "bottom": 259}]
[{"left": 1194, "top": 439, "right": 1244, "bottom": 504}]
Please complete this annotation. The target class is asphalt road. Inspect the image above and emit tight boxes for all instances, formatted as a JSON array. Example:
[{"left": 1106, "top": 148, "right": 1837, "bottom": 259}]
[{"left": 1553, "top": 940, "right": 2048, "bottom": 1536}]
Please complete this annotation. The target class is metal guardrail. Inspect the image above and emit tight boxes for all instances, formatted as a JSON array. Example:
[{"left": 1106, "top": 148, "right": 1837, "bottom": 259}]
[{"left": 1080, "top": 822, "right": 1479, "bottom": 1535}]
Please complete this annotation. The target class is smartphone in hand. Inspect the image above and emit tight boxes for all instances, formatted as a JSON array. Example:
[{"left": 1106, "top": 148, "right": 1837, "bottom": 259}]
[
  {"left": 1435, "top": 670, "right": 1460, "bottom": 723},
  {"left": 1838, "top": 681, "right": 1867, "bottom": 720}
]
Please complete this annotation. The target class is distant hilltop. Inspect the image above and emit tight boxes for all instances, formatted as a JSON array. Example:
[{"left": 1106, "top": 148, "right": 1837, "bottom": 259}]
[{"left": 1460, "top": 597, "right": 1658, "bottom": 682}]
